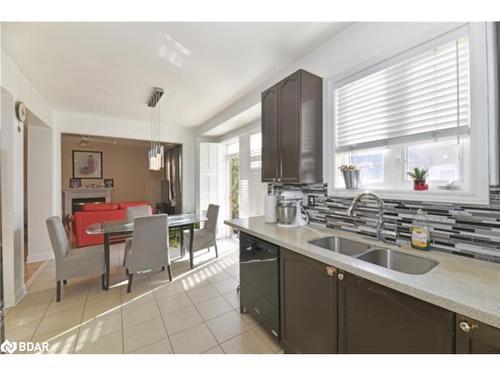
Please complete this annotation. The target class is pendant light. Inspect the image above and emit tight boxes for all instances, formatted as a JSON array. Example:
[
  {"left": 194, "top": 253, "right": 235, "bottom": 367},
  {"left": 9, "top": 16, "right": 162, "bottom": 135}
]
[{"left": 147, "top": 87, "right": 164, "bottom": 171}]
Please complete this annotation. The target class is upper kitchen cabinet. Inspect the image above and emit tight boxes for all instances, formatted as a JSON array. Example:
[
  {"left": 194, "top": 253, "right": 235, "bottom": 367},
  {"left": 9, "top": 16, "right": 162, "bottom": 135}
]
[{"left": 261, "top": 69, "right": 323, "bottom": 183}]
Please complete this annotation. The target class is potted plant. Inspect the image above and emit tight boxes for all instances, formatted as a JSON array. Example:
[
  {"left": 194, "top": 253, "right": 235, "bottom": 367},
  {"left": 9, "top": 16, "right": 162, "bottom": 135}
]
[
  {"left": 339, "top": 164, "right": 360, "bottom": 189},
  {"left": 407, "top": 167, "right": 429, "bottom": 191}
]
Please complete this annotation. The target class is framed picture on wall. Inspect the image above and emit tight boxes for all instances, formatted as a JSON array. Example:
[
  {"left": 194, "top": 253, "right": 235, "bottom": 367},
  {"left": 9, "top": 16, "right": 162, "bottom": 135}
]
[
  {"left": 69, "top": 178, "right": 81, "bottom": 188},
  {"left": 72, "top": 150, "right": 103, "bottom": 179},
  {"left": 103, "top": 178, "right": 114, "bottom": 188}
]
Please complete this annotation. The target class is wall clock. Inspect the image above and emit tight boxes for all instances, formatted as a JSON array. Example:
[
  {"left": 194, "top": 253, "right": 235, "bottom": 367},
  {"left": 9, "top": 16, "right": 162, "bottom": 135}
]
[{"left": 16, "top": 101, "right": 27, "bottom": 122}]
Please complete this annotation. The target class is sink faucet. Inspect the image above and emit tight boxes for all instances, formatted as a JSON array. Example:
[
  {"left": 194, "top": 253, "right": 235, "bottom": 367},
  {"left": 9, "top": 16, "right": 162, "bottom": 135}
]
[{"left": 346, "top": 191, "right": 385, "bottom": 241}]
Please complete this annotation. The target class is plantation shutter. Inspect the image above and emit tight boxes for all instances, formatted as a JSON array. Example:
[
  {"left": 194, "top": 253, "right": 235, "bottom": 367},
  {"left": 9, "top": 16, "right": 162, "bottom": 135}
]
[
  {"left": 199, "top": 142, "right": 219, "bottom": 216},
  {"left": 239, "top": 131, "right": 267, "bottom": 218},
  {"left": 335, "top": 34, "right": 470, "bottom": 153}
]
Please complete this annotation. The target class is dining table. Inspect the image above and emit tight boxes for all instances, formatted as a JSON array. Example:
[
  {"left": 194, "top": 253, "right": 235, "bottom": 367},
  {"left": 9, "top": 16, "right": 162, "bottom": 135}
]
[{"left": 85, "top": 213, "right": 206, "bottom": 290}]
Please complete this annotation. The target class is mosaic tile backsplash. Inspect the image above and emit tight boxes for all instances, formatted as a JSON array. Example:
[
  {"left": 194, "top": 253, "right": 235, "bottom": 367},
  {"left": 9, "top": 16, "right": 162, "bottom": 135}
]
[{"left": 273, "top": 184, "right": 500, "bottom": 263}]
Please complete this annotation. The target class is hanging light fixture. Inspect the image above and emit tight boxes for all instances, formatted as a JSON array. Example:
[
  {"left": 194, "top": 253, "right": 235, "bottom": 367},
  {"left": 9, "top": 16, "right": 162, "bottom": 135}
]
[{"left": 147, "top": 87, "right": 165, "bottom": 171}]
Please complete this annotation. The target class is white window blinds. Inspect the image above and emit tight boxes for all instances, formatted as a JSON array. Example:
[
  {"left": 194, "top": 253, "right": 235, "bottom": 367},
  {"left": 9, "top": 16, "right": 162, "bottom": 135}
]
[{"left": 335, "top": 35, "right": 470, "bottom": 153}]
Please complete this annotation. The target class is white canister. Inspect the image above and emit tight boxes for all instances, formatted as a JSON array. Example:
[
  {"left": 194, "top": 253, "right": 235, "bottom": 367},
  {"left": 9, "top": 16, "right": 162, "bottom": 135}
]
[{"left": 264, "top": 194, "right": 277, "bottom": 223}]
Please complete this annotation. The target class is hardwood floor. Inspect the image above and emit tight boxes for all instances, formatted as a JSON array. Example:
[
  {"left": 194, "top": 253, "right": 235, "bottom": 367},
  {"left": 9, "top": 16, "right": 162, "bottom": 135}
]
[{"left": 25, "top": 260, "right": 44, "bottom": 282}]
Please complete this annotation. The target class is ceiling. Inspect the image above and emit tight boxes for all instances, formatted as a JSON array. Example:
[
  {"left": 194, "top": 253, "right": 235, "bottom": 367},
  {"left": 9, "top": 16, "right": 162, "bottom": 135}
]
[
  {"left": 61, "top": 133, "right": 178, "bottom": 149},
  {"left": 2, "top": 22, "right": 347, "bottom": 129},
  {"left": 203, "top": 103, "right": 261, "bottom": 137}
]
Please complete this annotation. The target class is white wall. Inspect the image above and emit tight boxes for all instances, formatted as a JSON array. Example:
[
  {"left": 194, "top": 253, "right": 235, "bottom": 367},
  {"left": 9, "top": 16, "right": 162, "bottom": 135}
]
[
  {"left": 1, "top": 88, "right": 26, "bottom": 306},
  {"left": 27, "top": 113, "right": 54, "bottom": 263},
  {"left": 1, "top": 49, "right": 56, "bottom": 307},
  {"left": 1, "top": 51, "right": 53, "bottom": 128},
  {"left": 54, "top": 112, "right": 196, "bottom": 213}
]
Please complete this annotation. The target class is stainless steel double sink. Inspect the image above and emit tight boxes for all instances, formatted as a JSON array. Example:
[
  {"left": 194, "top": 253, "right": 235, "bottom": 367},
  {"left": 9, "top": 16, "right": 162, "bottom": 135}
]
[{"left": 308, "top": 236, "right": 438, "bottom": 275}]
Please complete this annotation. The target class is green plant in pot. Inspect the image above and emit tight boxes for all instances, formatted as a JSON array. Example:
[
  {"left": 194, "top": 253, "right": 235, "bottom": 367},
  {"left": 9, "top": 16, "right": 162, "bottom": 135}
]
[{"left": 407, "top": 167, "right": 429, "bottom": 191}]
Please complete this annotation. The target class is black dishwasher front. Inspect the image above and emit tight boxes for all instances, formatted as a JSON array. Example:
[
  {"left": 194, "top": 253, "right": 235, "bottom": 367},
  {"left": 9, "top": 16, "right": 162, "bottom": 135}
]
[{"left": 239, "top": 232, "right": 280, "bottom": 341}]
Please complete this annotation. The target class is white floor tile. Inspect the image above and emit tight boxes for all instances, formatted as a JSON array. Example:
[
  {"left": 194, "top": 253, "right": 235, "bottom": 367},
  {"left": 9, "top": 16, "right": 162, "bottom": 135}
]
[{"left": 170, "top": 323, "right": 218, "bottom": 354}]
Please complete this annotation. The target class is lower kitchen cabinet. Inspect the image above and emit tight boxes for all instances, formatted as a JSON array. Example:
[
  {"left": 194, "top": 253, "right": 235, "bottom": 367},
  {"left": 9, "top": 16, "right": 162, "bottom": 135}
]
[
  {"left": 455, "top": 315, "right": 500, "bottom": 353},
  {"left": 281, "top": 249, "right": 337, "bottom": 353},
  {"left": 337, "top": 272, "right": 455, "bottom": 353}
]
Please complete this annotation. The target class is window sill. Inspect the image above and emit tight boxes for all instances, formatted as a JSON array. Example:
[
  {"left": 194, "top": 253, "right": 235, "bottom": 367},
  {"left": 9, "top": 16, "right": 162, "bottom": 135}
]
[{"left": 328, "top": 187, "right": 489, "bottom": 205}]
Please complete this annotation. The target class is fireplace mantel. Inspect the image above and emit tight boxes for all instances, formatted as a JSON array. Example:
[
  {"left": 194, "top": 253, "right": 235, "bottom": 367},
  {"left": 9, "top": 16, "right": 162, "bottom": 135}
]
[{"left": 63, "top": 187, "right": 114, "bottom": 216}]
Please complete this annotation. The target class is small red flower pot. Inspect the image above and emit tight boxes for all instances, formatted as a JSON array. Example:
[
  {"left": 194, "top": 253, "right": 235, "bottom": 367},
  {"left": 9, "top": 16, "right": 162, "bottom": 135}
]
[{"left": 414, "top": 182, "right": 428, "bottom": 191}]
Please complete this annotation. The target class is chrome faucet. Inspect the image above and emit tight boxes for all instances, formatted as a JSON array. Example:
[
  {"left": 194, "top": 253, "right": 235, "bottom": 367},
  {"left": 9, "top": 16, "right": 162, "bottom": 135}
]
[{"left": 346, "top": 191, "right": 385, "bottom": 241}]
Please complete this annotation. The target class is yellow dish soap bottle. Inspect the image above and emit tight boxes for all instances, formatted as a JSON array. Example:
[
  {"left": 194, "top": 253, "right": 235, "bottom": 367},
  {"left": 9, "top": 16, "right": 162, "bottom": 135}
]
[{"left": 411, "top": 209, "right": 431, "bottom": 250}]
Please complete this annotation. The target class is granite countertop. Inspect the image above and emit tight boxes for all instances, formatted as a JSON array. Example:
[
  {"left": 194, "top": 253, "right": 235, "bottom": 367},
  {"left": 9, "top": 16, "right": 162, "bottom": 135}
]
[{"left": 225, "top": 216, "right": 500, "bottom": 329}]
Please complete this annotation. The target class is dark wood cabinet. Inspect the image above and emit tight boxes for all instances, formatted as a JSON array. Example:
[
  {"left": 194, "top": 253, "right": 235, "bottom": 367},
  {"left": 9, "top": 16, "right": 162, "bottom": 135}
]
[
  {"left": 337, "top": 272, "right": 454, "bottom": 353},
  {"left": 245, "top": 232, "right": 500, "bottom": 354},
  {"left": 280, "top": 249, "right": 337, "bottom": 353},
  {"left": 261, "top": 69, "right": 323, "bottom": 184},
  {"left": 455, "top": 315, "right": 500, "bottom": 353},
  {"left": 261, "top": 86, "right": 279, "bottom": 182}
]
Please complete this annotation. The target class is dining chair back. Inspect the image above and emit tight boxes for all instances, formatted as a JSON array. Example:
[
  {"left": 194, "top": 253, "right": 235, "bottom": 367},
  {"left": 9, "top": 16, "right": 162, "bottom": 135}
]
[
  {"left": 46, "top": 216, "right": 105, "bottom": 301},
  {"left": 126, "top": 205, "right": 153, "bottom": 222},
  {"left": 205, "top": 204, "right": 219, "bottom": 234},
  {"left": 182, "top": 204, "right": 220, "bottom": 266},
  {"left": 46, "top": 216, "right": 70, "bottom": 259},
  {"left": 124, "top": 214, "right": 171, "bottom": 292}
]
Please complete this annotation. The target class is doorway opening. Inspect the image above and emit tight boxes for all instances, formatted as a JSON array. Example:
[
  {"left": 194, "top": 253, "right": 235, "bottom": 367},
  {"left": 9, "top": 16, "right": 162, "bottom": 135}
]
[
  {"left": 23, "top": 112, "right": 53, "bottom": 282},
  {"left": 228, "top": 154, "right": 239, "bottom": 238}
]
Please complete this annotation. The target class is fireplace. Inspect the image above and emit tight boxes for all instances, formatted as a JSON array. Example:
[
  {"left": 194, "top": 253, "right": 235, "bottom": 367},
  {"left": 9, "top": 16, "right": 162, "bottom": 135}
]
[
  {"left": 72, "top": 197, "right": 106, "bottom": 214},
  {"left": 63, "top": 187, "right": 114, "bottom": 216}
]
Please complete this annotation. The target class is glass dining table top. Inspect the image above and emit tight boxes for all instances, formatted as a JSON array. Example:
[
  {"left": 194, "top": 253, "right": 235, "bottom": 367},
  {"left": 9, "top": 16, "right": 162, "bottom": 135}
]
[{"left": 85, "top": 213, "right": 206, "bottom": 235}]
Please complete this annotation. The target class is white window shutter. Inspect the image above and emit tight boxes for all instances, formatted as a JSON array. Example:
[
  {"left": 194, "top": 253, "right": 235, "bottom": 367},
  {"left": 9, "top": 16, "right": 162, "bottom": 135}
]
[
  {"left": 239, "top": 132, "right": 267, "bottom": 219},
  {"left": 199, "top": 142, "right": 222, "bottom": 234}
]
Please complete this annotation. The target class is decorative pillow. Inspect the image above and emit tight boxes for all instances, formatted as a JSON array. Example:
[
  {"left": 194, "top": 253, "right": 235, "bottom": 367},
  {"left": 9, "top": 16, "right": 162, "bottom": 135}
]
[{"left": 81, "top": 203, "right": 118, "bottom": 212}]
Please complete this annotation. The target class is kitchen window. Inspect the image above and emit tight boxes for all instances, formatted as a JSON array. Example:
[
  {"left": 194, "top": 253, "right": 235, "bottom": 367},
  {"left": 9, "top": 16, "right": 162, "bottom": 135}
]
[{"left": 328, "top": 23, "right": 496, "bottom": 204}]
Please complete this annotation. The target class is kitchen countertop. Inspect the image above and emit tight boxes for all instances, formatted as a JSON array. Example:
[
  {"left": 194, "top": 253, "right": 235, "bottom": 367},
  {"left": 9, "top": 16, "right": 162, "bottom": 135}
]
[{"left": 225, "top": 216, "right": 500, "bottom": 329}]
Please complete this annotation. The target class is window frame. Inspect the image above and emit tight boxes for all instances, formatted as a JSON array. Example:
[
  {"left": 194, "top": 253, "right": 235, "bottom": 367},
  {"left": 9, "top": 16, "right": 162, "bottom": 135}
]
[
  {"left": 325, "top": 22, "right": 497, "bottom": 204},
  {"left": 404, "top": 138, "right": 467, "bottom": 186}
]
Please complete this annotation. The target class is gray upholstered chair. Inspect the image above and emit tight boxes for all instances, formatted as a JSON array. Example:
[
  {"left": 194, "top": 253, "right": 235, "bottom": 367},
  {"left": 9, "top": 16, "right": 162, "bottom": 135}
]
[
  {"left": 123, "top": 214, "right": 171, "bottom": 293},
  {"left": 126, "top": 205, "right": 152, "bottom": 222},
  {"left": 183, "top": 204, "right": 219, "bottom": 261},
  {"left": 122, "top": 205, "right": 153, "bottom": 266},
  {"left": 46, "top": 216, "right": 105, "bottom": 302}
]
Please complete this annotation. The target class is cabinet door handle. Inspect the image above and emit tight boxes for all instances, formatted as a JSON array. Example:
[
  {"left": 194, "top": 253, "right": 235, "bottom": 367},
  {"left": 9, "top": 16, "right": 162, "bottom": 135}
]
[
  {"left": 326, "top": 266, "right": 337, "bottom": 277},
  {"left": 459, "top": 320, "right": 478, "bottom": 333},
  {"left": 337, "top": 272, "right": 344, "bottom": 280}
]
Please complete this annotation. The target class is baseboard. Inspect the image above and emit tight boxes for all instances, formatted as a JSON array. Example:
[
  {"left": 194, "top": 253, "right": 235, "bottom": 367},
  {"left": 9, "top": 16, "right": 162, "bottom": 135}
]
[
  {"left": 24, "top": 260, "right": 50, "bottom": 290},
  {"left": 14, "top": 284, "right": 27, "bottom": 305},
  {"left": 27, "top": 252, "right": 54, "bottom": 263},
  {"left": 3, "top": 285, "right": 27, "bottom": 308}
]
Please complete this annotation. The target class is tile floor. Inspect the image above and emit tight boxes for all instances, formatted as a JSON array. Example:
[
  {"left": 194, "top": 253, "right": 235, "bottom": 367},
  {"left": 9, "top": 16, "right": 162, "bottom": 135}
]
[{"left": 4, "top": 238, "right": 283, "bottom": 354}]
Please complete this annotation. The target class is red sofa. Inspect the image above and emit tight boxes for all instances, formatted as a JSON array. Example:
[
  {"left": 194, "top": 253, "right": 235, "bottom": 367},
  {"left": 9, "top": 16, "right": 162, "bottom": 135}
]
[{"left": 72, "top": 201, "right": 152, "bottom": 247}]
